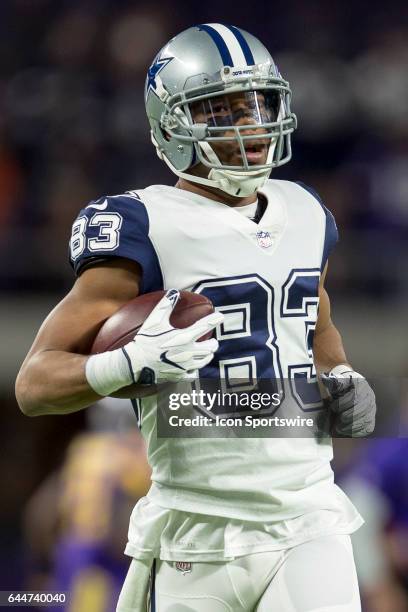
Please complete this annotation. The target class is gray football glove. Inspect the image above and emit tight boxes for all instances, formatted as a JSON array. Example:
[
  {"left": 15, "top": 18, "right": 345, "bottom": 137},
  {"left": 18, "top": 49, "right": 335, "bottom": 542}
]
[{"left": 321, "top": 366, "right": 376, "bottom": 437}]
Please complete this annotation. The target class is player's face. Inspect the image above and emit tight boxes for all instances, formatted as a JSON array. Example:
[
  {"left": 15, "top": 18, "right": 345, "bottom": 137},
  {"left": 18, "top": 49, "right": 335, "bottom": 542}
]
[{"left": 189, "top": 91, "right": 280, "bottom": 167}]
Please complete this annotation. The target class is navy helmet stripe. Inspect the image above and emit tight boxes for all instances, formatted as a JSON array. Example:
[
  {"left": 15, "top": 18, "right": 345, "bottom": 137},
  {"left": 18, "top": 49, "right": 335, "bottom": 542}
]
[
  {"left": 198, "top": 24, "right": 234, "bottom": 66},
  {"left": 225, "top": 25, "right": 255, "bottom": 65}
]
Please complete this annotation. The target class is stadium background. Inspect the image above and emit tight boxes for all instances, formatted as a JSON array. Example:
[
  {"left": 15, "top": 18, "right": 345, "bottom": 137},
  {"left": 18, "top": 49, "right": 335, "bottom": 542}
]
[{"left": 1, "top": 1, "right": 408, "bottom": 610}]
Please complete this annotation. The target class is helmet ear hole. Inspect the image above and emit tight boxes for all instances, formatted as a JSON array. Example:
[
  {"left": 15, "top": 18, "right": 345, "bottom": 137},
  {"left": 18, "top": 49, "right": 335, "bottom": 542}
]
[
  {"left": 160, "top": 127, "right": 171, "bottom": 142},
  {"left": 152, "top": 121, "right": 171, "bottom": 144}
]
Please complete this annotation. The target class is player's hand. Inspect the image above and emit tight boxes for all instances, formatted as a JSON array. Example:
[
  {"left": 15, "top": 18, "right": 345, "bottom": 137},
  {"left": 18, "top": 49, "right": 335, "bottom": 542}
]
[
  {"left": 85, "top": 289, "right": 223, "bottom": 395},
  {"left": 321, "top": 366, "right": 376, "bottom": 437},
  {"left": 122, "top": 289, "right": 223, "bottom": 384}
]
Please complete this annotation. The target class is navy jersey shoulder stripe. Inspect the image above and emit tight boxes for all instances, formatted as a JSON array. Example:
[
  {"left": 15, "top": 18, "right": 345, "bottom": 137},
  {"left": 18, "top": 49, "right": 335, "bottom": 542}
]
[
  {"left": 225, "top": 25, "right": 255, "bottom": 65},
  {"left": 198, "top": 24, "right": 234, "bottom": 66},
  {"left": 296, "top": 181, "right": 339, "bottom": 271},
  {"left": 69, "top": 193, "right": 163, "bottom": 294}
]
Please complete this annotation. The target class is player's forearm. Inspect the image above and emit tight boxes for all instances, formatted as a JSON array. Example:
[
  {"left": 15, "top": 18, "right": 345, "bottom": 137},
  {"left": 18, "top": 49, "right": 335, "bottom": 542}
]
[
  {"left": 313, "top": 320, "right": 351, "bottom": 374},
  {"left": 15, "top": 350, "right": 102, "bottom": 416}
]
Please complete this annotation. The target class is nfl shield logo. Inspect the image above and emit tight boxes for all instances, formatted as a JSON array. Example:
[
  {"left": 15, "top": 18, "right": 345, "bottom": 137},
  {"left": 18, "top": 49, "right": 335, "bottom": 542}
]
[
  {"left": 256, "top": 230, "right": 273, "bottom": 248},
  {"left": 175, "top": 561, "right": 192, "bottom": 574}
]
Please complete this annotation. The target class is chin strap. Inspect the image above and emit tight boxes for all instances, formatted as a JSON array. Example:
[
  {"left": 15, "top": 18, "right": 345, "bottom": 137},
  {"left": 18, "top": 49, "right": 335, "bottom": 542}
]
[
  {"left": 166, "top": 164, "right": 268, "bottom": 196},
  {"left": 207, "top": 167, "right": 270, "bottom": 196},
  {"left": 196, "top": 140, "right": 272, "bottom": 196}
]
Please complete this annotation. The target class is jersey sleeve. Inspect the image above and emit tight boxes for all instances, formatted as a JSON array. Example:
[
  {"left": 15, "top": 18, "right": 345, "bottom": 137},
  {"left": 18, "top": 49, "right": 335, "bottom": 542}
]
[
  {"left": 321, "top": 206, "right": 338, "bottom": 271},
  {"left": 296, "top": 182, "right": 339, "bottom": 271},
  {"left": 68, "top": 193, "right": 163, "bottom": 294}
]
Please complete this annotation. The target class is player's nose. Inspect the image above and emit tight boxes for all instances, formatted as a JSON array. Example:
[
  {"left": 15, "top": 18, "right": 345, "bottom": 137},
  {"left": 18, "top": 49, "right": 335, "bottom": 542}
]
[
  {"left": 239, "top": 124, "right": 268, "bottom": 142},
  {"left": 234, "top": 116, "right": 267, "bottom": 134},
  {"left": 234, "top": 114, "right": 257, "bottom": 126}
]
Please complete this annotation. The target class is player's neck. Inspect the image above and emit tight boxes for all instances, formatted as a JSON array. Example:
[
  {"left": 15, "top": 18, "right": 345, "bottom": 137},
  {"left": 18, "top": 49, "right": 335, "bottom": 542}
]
[{"left": 175, "top": 178, "right": 257, "bottom": 208}]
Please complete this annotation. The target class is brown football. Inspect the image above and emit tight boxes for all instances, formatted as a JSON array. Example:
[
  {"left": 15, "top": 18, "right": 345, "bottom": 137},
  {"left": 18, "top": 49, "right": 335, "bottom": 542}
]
[
  {"left": 91, "top": 290, "right": 214, "bottom": 354},
  {"left": 90, "top": 290, "right": 214, "bottom": 398}
]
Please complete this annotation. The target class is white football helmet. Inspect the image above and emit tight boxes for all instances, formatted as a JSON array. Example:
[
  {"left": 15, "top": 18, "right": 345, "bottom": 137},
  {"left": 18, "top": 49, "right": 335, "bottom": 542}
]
[{"left": 145, "top": 24, "right": 297, "bottom": 196}]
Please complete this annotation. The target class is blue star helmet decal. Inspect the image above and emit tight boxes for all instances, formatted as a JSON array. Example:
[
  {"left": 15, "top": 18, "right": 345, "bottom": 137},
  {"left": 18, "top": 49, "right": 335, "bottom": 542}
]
[{"left": 146, "top": 55, "right": 173, "bottom": 99}]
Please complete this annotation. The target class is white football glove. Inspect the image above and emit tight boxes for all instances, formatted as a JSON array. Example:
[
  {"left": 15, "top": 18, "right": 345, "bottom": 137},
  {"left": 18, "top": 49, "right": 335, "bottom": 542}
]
[
  {"left": 123, "top": 289, "right": 223, "bottom": 384},
  {"left": 321, "top": 365, "right": 376, "bottom": 437},
  {"left": 86, "top": 289, "right": 223, "bottom": 396}
]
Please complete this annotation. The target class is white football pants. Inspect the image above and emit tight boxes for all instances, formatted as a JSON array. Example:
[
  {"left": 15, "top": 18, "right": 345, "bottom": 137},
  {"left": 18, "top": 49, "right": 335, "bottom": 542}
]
[{"left": 117, "top": 534, "right": 361, "bottom": 612}]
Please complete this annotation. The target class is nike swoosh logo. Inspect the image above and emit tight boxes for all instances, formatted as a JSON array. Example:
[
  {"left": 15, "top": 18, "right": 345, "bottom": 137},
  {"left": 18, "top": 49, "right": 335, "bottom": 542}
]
[
  {"left": 86, "top": 198, "right": 108, "bottom": 210},
  {"left": 160, "top": 351, "right": 185, "bottom": 371}
]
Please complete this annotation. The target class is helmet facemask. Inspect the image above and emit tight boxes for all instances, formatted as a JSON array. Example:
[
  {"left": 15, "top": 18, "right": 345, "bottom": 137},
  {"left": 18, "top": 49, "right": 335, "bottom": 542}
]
[
  {"left": 152, "top": 61, "right": 297, "bottom": 196},
  {"left": 188, "top": 90, "right": 279, "bottom": 170}
]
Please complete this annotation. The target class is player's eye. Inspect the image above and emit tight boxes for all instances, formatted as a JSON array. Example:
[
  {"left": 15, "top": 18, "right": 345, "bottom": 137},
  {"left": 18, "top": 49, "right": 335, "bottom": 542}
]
[{"left": 211, "top": 103, "right": 229, "bottom": 115}]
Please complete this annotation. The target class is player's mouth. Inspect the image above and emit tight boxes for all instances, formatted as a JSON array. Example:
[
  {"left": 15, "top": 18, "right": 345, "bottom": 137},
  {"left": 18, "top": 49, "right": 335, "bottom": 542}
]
[
  {"left": 243, "top": 142, "right": 268, "bottom": 165},
  {"left": 215, "top": 139, "right": 268, "bottom": 166}
]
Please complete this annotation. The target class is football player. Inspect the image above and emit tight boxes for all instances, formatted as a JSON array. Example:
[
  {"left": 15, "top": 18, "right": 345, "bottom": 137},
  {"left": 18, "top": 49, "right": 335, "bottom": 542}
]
[{"left": 16, "top": 24, "right": 376, "bottom": 611}]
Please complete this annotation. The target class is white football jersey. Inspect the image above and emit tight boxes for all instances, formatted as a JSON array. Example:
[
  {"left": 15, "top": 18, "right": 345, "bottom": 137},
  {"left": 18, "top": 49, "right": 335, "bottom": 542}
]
[{"left": 70, "top": 180, "right": 362, "bottom": 556}]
